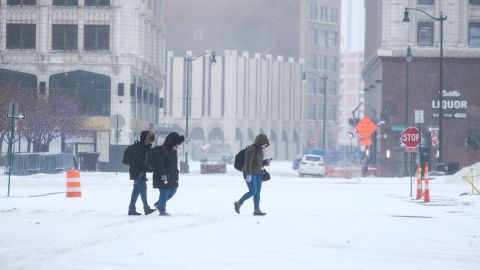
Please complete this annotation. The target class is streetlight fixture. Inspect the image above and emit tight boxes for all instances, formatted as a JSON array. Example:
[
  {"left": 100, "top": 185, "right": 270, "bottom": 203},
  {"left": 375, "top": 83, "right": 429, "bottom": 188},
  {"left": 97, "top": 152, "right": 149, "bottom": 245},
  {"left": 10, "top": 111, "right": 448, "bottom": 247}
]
[
  {"left": 403, "top": 45, "right": 413, "bottom": 177},
  {"left": 403, "top": 7, "right": 447, "bottom": 168},
  {"left": 302, "top": 71, "right": 328, "bottom": 150},
  {"left": 182, "top": 51, "right": 216, "bottom": 173}
]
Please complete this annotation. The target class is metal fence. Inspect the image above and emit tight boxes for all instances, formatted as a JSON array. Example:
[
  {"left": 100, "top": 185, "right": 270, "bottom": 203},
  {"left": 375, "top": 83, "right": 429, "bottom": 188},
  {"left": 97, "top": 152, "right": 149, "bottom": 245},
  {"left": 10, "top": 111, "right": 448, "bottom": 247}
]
[{"left": 1, "top": 153, "right": 74, "bottom": 175}]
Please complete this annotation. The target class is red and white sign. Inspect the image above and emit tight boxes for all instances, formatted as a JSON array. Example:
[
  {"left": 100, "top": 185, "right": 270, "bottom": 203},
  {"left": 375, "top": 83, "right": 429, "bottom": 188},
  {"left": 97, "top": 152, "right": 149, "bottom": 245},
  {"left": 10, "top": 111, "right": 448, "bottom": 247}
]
[
  {"left": 401, "top": 127, "right": 421, "bottom": 152},
  {"left": 431, "top": 130, "right": 438, "bottom": 147}
]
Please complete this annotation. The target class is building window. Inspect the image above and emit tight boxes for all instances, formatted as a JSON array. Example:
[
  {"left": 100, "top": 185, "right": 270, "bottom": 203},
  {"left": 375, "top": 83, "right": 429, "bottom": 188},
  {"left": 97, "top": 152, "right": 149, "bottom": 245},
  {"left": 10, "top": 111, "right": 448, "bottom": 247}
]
[
  {"left": 470, "top": 23, "right": 480, "bottom": 47},
  {"left": 53, "top": 0, "right": 78, "bottom": 6},
  {"left": 309, "top": 3, "right": 318, "bottom": 20},
  {"left": 84, "top": 25, "right": 109, "bottom": 50},
  {"left": 328, "top": 56, "right": 337, "bottom": 71},
  {"left": 328, "top": 31, "right": 338, "bottom": 46},
  {"left": 308, "top": 28, "right": 317, "bottom": 45},
  {"left": 6, "top": 24, "right": 36, "bottom": 49},
  {"left": 117, "top": 83, "right": 124, "bottom": 96},
  {"left": 130, "top": 84, "right": 135, "bottom": 97},
  {"left": 307, "top": 53, "right": 317, "bottom": 69},
  {"left": 320, "top": 77, "right": 327, "bottom": 94},
  {"left": 327, "top": 105, "right": 336, "bottom": 121},
  {"left": 418, "top": 0, "right": 434, "bottom": 4},
  {"left": 328, "top": 80, "right": 337, "bottom": 95},
  {"left": 52, "top": 24, "right": 78, "bottom": 50},
  {"left": 84, "top": 0, "right": 110, "bottom": 6},
  {"left": 470, "top": 0, "right": 480, "bottom": 5},
  {"left": 320, "top": 6, "right": 327, "bottom": 22},
  {"left": 307, "top": 104, "right": 316, "bottom": 119},
  {"left": 417, "top": 22, "right": 433, "bottom": 46},
  {"left": 7, "top": 0, "right": 36, "bottom": 5},
  {"left": 319, "top": 55, "right": 327, "bottom": 70},
  {"left": 330, "top": 8, "right": 338, "bottom": 23}
]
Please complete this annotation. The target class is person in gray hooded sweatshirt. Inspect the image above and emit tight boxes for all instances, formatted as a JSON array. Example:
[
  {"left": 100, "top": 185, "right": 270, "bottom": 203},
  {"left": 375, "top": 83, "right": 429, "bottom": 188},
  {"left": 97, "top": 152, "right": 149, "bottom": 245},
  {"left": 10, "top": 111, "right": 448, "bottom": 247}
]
[{"left": 234, "top": 134, "right": 270, "bottom": 216}]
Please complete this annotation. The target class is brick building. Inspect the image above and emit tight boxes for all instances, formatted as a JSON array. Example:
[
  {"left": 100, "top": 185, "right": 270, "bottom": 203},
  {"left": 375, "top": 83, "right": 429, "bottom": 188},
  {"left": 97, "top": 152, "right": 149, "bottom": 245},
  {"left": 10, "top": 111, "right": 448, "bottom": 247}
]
[{"left": 363, "top": 0, "right": 480, "bottom": 176}]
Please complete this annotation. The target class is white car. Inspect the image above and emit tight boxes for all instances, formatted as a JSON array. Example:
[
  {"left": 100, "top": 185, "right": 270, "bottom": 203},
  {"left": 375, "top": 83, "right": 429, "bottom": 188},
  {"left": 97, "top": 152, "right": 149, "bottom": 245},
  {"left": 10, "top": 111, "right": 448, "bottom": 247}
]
[{"left": 298, "top": 154, "right": 325, "bottom": 177}]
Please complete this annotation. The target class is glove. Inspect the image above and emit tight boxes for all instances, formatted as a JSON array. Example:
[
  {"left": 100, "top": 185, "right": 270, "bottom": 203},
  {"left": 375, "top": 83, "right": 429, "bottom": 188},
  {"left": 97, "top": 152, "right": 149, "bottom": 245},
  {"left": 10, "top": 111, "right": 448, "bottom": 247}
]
[
  {"left": 263, "top": 159, "right": 272, "bottom": 166},
  {"left": 161, "top": 175, "right": 168, "bottom": 184},
  {"left": 245, "top": 175, "right": 252, "bottom": 183}
]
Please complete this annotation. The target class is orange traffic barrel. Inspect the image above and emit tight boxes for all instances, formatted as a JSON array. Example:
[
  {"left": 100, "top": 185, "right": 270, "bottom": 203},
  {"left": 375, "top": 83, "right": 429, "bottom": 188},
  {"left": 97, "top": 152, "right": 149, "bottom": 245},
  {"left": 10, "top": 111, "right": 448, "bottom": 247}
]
[
  {"left": 66, "top": 170, "right": 81, "bottom": 198},
  {"left": 424, "top": 163, "right": 430, "bottom": 203},
  {"left": 415, "top": 163, "right": 422, "bottom": 200}
]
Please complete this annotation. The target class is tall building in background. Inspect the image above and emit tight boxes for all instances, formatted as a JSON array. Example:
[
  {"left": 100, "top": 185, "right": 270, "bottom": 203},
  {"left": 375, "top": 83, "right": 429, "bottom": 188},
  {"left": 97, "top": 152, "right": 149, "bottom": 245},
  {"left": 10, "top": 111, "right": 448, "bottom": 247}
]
[
  {"left": 363, "top": 0, "right": 480, "bottom": 176},
  {"left": 0, "top": 0, "right": 166, "bottom": 170},
  {"left": 164, "top": 0, "right": 342, "bottom": 154},
  {"left": 338, "top": 0, "right": 365, "bottom": 147}
]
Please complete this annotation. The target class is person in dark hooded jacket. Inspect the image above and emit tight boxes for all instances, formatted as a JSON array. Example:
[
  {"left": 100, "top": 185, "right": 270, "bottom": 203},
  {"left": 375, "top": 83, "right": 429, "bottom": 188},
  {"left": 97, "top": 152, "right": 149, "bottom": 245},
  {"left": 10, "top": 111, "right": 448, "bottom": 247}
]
[
  {"left": 127, "top": 130, "right": 156, "bottom": 216},
  {"left": 150, "top": 132, "right": 185, "bottom": 216},
  {"left": 234, "top": 134, "right": 270, "bottom": 216}
]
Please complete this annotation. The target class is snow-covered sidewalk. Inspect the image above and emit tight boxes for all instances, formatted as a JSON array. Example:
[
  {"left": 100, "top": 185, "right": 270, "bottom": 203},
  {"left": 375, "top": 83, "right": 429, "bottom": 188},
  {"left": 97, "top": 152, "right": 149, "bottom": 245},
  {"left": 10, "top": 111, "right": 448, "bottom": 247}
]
[{"left": 1, "top": 161, "right": 479, "bottom": 270}]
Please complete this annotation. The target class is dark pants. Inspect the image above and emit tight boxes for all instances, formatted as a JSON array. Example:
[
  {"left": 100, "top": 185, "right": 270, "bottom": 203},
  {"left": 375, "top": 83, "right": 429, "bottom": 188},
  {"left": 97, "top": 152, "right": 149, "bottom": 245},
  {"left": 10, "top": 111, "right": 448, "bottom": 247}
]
[
  {"left": 238, "top": 173, "right": 262, "bottom": 208},
  {"left": 129, "top": 179, "right": 149, "bottom": 212},
  {"left": 156, "top": 188, "right": 177, "bottom": 212}
]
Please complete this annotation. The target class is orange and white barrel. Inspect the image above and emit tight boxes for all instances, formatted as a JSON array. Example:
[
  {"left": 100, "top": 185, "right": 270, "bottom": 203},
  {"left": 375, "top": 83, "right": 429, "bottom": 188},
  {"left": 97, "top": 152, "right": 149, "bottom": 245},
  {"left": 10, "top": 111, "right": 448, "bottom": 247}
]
[{"left": 66, "top": 170, "right": 81, "bottom": 198}]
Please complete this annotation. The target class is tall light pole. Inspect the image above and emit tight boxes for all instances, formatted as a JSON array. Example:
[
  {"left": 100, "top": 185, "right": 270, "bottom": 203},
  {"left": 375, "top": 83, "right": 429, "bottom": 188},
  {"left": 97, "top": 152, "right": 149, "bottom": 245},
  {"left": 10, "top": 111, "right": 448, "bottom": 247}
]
[
  {"left": 403, "top": 7, "right": 447, "bottom": 169},
  {"left": 182, "top": 51, "right": 216, "bottom": 173},
  {"left": 302, "top": 71, "right": 328, "bottom": 150},
  {"left": 403, "top": 45, "right": 412, "bottom": 176}
]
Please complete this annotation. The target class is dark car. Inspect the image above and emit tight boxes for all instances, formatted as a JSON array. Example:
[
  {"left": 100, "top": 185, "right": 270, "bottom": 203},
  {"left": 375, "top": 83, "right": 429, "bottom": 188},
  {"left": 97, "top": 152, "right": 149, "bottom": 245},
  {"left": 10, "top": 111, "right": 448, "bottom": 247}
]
[
  {"left": 200, "top": 155, "right": 227, "bottom": 174},
  {"left": 292, "top": 155, "right": 302, "bottom": 170}
]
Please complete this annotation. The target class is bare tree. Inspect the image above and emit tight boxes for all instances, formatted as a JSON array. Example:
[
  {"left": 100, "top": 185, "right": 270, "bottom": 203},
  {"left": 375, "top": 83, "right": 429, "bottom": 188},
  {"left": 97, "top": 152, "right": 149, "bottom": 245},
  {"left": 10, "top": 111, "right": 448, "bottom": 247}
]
[{"left": 17, "top": 92, "right": 85, "bottom": 152}]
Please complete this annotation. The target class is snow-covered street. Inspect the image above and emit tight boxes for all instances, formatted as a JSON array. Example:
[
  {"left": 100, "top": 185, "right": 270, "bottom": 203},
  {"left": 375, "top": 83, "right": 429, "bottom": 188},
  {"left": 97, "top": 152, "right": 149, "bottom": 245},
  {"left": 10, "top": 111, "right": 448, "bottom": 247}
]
[{"left": 1, "top": 161, "right": 479, "bottom": 270}]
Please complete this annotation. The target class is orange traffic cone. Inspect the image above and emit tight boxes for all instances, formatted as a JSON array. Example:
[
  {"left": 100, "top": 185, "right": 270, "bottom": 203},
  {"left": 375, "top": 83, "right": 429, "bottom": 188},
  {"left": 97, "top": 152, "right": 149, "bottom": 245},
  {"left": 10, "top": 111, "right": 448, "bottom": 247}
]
[
  {"left": 416, "top": 163, "right": 422, "bottom": 200},
  {"left": 66, "top": 170, "right": 82, "bottom": 198},
  {"left": 424, "top": 162, "right": 430, "bottom": 203}
]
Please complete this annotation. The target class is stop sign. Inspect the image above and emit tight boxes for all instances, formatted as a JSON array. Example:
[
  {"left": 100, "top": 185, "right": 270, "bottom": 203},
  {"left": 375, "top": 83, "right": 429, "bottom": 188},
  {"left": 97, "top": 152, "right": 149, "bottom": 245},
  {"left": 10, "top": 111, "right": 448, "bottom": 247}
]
[{"left": 401, "top": 127, "right": 421, "bottom": 148}]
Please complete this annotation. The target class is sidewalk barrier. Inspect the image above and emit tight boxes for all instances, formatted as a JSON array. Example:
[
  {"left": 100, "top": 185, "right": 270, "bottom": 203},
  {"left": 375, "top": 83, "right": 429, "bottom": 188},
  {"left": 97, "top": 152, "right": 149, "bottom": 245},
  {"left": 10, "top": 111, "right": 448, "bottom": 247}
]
[
  {"left": 416, "top": 163, "right": 422, "bottom": 200},
  {"left": 462, "top": 168, "right": 480, "bottom": 195},
  {"left": 424, "top": 162, "right": 430, "bottom": 203},
  {"left": 66, "top": 170, "right": 81, "bottom": 198}
]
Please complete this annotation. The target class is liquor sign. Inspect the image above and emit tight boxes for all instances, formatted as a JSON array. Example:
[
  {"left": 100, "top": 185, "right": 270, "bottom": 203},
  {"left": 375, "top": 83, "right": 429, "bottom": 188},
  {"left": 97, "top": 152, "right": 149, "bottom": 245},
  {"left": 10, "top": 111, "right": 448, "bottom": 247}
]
[{"left": 432, "top": 90, "right": 468, "bottom": 119}]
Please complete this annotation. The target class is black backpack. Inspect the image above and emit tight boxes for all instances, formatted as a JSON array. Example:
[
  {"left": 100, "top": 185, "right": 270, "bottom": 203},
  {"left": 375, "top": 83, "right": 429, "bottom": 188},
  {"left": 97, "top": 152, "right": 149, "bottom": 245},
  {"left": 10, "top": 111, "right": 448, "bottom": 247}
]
[
  {"left": 234, "top": 146, "right": 253, "bottom": 171},
  {"left": 122, "top": 144, "right": 135, "bottom": 166}
]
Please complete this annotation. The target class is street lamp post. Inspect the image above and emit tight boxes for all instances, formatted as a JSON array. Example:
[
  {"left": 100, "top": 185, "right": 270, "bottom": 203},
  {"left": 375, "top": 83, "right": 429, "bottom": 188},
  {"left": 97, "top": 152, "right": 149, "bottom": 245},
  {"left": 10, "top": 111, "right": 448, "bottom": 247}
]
[
  {"left": 182, "top": 51, "right": 216, "bottom": 173},
  {"left": 403, "top": 7, "right": 447, "bottom": 169},
  {"left": 302, "top": 72, "right": 328, "bottom": 150},
  {"left": 403, "top": 45, "right": 413, "bottom": 176}
]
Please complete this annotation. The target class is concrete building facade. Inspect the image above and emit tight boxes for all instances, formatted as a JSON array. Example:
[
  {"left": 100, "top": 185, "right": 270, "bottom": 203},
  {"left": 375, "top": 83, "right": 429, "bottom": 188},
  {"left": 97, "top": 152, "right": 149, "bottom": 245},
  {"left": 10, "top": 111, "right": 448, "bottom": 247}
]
[
  {"left": 164, "top": 50, "right": 305, "bottom": 161},
  {"left": 0, "top": 0, "right": 166, "bottom": 167},
  {"left": 363, "top": 0, "right": 480, "bottom": 176}
]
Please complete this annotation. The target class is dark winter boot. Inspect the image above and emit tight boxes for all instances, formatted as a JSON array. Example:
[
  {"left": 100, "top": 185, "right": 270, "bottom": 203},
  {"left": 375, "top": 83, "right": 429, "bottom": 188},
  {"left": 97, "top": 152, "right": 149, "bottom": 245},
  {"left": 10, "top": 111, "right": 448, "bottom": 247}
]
[
  {"left": 159, "top": 211, "right": 170, "bottom": 216},
  {"left": 234, "top": 201, "right": 242, "bottom": 214},
  {"left": 253, "top": 208, "right": 266, "bottom": 216},
  {"left": 144, "top": 208, "right": 156, "bottom": 215},
  {"left": 128, "top": 210, "right": 141, "bottom": 216}
]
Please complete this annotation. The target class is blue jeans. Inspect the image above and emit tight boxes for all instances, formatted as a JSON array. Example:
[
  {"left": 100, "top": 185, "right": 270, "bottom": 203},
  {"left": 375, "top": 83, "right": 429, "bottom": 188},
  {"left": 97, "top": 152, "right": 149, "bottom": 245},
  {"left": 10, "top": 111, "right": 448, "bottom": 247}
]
[
  {"left": 156, "top": 188, "right": 177, "bottom": 212},
  {"left": 239, "top": 173, "right": 262, "bottom": 208},
  {"left": 129, "top": 178, "right": 149, "bottom": 212}
]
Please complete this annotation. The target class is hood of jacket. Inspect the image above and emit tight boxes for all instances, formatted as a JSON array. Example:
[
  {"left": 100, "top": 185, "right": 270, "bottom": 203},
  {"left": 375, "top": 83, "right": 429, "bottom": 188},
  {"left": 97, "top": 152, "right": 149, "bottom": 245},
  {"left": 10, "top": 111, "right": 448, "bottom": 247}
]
[
  {"left": 254, "top": 134, "right": 270, "bottom": 148},
  {"left": 140, "top": 130, "right": 155, "bottom": 145},
  {"left": 163, "top": 132, "right": 185, "bottom": 148}
]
